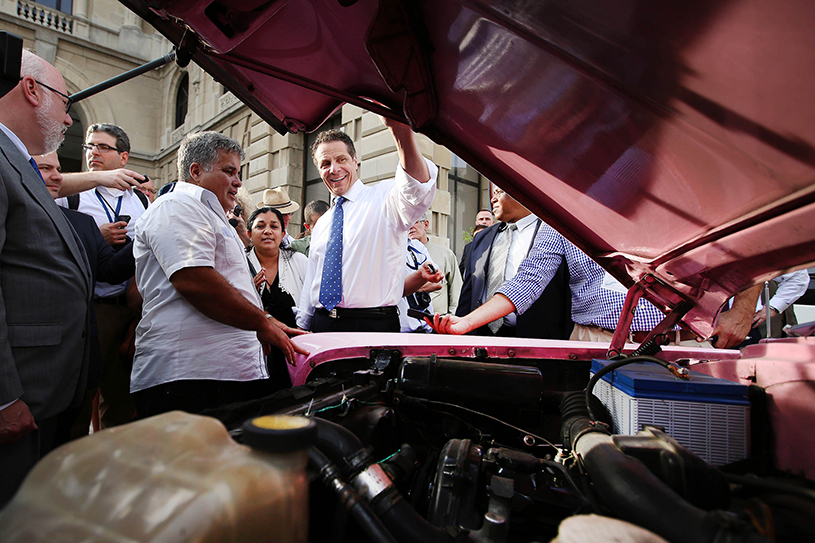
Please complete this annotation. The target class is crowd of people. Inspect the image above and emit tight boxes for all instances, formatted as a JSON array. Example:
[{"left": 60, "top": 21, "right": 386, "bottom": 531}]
[{"left": 0, "top": 51, "right": 810, "bottom": 507}]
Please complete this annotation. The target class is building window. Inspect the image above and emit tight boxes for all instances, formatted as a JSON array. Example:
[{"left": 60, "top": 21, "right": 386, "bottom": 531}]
[
  {"left": 36, "top": 1, "right": 73, "bottom": 14},
  {"left": 175, "top": 74, "right": 188, "bottom": 129},
  {"left": 303, "top": 115, "right": 343, "bottom": 206},
  {"left": 448, "top": 154, "right": 486, "bottom": 258}
]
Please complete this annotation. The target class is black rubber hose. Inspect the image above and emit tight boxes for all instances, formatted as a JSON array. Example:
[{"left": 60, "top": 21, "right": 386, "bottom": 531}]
[
  {"left": 560, "top": 391, "right": 603, "bottom": 450},
  {"left": 576, "top": 432, "right": 771, "bottom": 543},
  {"left": 312, "top": 417, "right": 367, "bottom": 470},
  {"left": 309, "top": 447, "right": 398, "bottom": 543},
  {"left": 311, "top": 418, "right": 457, "bottom": 543},
  {"left": 379, "top": 499, "right": 457, "bottom": 543}
]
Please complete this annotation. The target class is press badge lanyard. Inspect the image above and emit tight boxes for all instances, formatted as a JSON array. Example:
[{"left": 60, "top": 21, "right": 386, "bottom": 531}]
[
  {"left": 407, "top": 244, "right": 427, "bottom": 270},
  {"left": 95, "top": 188, "right": 123, "bottom": 223}
]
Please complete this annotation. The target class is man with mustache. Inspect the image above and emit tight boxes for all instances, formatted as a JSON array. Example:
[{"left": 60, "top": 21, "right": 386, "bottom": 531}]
[{"left": 0, "top": 50, "right": 92, "bottom": 506}]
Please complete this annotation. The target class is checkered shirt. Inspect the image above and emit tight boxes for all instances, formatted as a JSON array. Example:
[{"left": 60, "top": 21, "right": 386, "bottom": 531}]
[{"left": 498, "top": 223, "right": 665, "bottom": 331}]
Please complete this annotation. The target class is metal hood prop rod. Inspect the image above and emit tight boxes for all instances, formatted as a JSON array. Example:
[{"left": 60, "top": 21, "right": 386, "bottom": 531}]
[{"left": 69, "top": 51, "right": 177, "bottom": 105}]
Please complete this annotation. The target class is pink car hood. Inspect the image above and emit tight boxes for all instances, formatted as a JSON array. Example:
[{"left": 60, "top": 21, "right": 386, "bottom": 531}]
[{"left": 122, "top": 0, "right": 815, "bottom": 335}]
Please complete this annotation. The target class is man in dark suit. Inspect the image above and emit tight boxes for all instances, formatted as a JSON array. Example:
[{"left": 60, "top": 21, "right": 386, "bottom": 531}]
[
  {"left": 0, "top": 50, "right": 92, "bottom": 506},
  {"left": 36, "top": 152, "right": 136, "bottom": 441},
  {"left": 457, "top": 186, "right": 572, "bottom": 339}
]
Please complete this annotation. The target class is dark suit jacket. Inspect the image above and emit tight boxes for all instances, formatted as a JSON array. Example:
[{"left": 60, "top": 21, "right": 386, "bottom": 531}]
[
  {"left": 60, "top": 208, "right": 135, "bottom": 389},
  {"left": 457, "top": 220, "right": 572, "bottom": 340},
  {"left": 60, "top": 208, "right": 135, "bottom": 293},
  {"left": 0, "top": 132, "right": 93, "bottom": 421}
]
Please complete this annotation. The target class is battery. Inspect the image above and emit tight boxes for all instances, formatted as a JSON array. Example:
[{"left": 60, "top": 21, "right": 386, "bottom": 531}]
[{"left": 590, "top": 359, "right": 750, "bottom": 466}]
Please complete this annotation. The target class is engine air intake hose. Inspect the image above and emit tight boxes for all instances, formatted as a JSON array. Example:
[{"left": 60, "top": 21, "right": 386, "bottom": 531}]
[
  {"left": 561, "top": 397, "right": 771, "bottom": 543},
  {"left": 311, "top": 417, "right": 460, "bottom": 543}
]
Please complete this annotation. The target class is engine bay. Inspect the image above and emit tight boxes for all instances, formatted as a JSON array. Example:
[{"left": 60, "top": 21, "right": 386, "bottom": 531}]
[{"left": 209, "top": 345, "right": 815, "bottom": 543}]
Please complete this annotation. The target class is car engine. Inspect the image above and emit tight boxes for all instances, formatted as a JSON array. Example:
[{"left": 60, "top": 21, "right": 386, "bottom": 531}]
[{"left": 208, "top": 348, "right": 815, "bottom": 543}]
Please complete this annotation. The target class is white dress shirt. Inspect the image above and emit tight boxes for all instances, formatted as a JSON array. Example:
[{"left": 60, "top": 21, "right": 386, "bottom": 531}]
[
  {"left": 497, "top": 213, "right": 539, "bottom": 327},
  {"left": 760, "top": 270, "right": 810, "bottom": 313},
  {"left": 76, "top": 185, "right": 147, "bottom": 298},
  {"left": 297, "top": 158, "right": 438, "bottom": 330},
  {"left": 504, "top": 213, "right": 539, "bottom": 282},
  {"left": 131, "top": 182, "right": 267, "bottom": 393}
]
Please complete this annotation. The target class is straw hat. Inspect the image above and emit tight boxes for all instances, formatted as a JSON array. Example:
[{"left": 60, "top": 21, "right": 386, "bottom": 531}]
[{"left": 257, "top": 187, "right": 300, "bottom": 214}]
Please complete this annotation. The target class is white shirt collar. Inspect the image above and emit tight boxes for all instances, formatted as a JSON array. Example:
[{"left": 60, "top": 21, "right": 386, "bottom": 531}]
[
  {"left": 337, "top": 179, "right": 365, "bottom": 203},
  {"left": 513, "top": 213, "right": 538, "bottom": 231},
  {"left": 176, "top": 181, "right": 228, "bottom": 222}
]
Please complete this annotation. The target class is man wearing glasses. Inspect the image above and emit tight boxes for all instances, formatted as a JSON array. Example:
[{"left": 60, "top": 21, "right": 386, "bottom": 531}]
[
  {"left": 0, "top": 50, "right": 92, "bottom": 506},
  {"left": 61, "top": 124, "right": 148, "bottom": 430}
]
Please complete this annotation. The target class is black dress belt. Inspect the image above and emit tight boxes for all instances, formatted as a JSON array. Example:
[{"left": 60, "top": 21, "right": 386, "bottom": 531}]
[{"left": 317, "top": 306, "right": 398, "bottom": 319}]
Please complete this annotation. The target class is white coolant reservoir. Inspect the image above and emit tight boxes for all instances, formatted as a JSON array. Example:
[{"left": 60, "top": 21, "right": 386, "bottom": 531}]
[{"left": 0, "top": 411, "right": 316, "bottom": 543}]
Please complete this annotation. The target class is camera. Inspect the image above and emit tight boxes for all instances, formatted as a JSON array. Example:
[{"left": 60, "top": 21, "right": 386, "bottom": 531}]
[{"left": 115, "top": 214, "right": 131, "bottom": 228}]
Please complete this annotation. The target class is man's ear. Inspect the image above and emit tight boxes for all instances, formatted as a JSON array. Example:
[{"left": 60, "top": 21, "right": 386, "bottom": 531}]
[
  {"left": 119, "top": 151, "right": 129, "bottom": 168},
  {"left": 188, "top": 162, "right": 201, "bottom": 184},
  {"left": 20, "top": 76, "right": 41, "bottom": 107}
]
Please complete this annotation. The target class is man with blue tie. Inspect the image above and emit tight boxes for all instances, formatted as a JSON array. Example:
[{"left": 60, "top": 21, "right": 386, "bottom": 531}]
[
  {"left": 0, "top": 49, "right": 93, "bottom": 506},
  {"left": 297, "top": 118, "right": 438, "bottom": 333}
]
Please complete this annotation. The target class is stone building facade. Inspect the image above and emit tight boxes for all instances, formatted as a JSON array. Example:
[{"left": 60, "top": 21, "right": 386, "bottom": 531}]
[{"left": 1, "top": 0, "right": 490, "bottom": 256}]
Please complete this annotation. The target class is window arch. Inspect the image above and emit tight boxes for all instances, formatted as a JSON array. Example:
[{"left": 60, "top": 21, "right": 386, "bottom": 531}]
[{"left": 175, "top": 73, "right": 188, "bottom": 129}]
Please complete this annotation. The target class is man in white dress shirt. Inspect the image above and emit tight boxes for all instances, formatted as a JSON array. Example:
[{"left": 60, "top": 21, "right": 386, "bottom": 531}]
[
  {"left": 297, "top": 119, "right": 438, "bottom": 333},
  {"left": 60, "top": 124, "right": 148, "bottom": 428},
  {"left": 132, "top": 131, "right": 307, "bottom": 417}
]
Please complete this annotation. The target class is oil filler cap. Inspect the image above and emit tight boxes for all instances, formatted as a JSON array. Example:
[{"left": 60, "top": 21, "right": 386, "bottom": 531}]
[{"left": 242, "top": 415, "right": 317, "bottom": 454}]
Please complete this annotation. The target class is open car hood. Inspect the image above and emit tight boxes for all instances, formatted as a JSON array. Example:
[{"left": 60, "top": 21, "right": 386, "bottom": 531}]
[{"left": 122, "top": 0, "right": 815, "bottom": 335}]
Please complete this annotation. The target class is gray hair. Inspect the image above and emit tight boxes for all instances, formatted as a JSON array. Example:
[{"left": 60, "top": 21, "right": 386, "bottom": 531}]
[
  {"left": 177, "top": 131, "right": 245, "bottom": 182},
  {"left": 20, "top": 50, "right": 47, "bottom": 81},
  {"left": 87, "top": 123, "right": 131, "bottom": 153}
]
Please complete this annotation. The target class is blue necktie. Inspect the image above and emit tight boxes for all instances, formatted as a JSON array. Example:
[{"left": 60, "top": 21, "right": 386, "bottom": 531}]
[
  {"left": 319, "top": 196, "right": 345, "bottom": 311},
  {"left": 29, "top": 158, "right": 45, "bottom": 185}
]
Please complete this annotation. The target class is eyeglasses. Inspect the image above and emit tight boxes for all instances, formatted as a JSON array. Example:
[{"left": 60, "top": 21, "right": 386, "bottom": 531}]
[
  {"left": 82, "top": 143, "right": 122, "bottom": 154},
  {"left": 24, "top": 78, "right": 73, "bottom": 114}
]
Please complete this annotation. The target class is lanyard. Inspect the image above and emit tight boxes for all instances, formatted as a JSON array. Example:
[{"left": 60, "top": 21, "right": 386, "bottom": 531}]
[
  {"left": 95, "top": 189, "right": 123, "bottom": 223},
  {"left": 407, "top": 244, "right": 427, "bottom": 270}
]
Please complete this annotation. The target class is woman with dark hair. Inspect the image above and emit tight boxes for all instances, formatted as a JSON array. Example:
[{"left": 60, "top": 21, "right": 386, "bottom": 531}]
[{"left": 246, "top": 206, "right": 309, "bottom": 389}]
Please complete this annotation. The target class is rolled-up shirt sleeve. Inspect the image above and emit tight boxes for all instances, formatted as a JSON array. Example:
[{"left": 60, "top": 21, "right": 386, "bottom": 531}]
[
  {"left": 387, "top": 158, "right": 437, "bottom": 229},
  {"left": 767, "top": 270, "right": 810, "bottom": 313}
]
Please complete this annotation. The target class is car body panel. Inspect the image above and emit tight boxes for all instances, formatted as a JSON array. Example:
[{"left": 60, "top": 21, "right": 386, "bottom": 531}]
[
  {"left": 290, "top": 332, "right": 741, "bottom": 387},
  {"left": 692, "top": 337, "right": 815, "bottom": 479}
]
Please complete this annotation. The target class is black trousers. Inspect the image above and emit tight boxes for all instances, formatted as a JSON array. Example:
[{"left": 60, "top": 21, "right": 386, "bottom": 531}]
[
  {"left": 0, "top": 412, "right": 61, "bottom": 508},
  {"left": 312, "top": 311, "right": 400, "bottom": 333},
  {"left": 133, "top": 379, "right": 278, "bottom": 419}
]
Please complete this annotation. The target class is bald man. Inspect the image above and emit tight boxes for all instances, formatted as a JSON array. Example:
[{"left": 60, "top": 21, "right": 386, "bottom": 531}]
[{"left": 0, "top": 50, "right": 93, "bottom": 505}]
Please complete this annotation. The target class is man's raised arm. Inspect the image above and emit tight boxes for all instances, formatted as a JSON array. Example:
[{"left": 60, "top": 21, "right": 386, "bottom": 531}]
[
  {"left": 59, "top": 169, "right": 146, "bottom": 197},
  {"left": 381, "top": 118, "right": 431, "bottom": 183}
]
